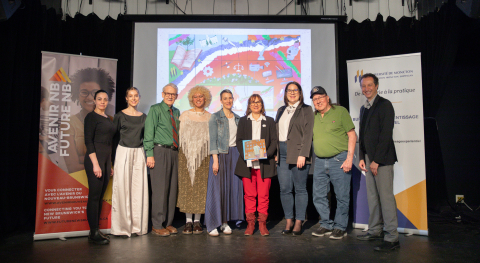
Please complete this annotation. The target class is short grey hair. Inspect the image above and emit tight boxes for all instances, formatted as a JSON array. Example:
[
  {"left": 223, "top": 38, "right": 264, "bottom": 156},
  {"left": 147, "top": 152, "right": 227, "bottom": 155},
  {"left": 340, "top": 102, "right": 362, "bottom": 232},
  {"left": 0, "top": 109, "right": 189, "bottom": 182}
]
[
  {"left": 163, "top": 83, "right": 178, "bottom": 93},
  {"left": 220, "top": 89, "right": 233, "bottom": 100}
]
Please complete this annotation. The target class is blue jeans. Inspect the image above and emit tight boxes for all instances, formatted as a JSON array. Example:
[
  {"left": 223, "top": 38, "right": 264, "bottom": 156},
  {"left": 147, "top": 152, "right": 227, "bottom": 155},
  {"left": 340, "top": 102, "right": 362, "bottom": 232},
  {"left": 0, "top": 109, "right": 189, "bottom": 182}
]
[
  {"left": 277, "top": 142, "right": 310, "bottom": 221},
  {"left": 313, "top": 151, "right": 351, "bottom": 231}
]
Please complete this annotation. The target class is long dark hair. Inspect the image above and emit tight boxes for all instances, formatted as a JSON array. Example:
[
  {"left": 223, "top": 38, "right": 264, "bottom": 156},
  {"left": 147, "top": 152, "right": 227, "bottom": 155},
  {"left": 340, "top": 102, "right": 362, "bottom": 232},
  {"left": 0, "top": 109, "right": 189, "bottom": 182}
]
[
  {"left": 283, "top": 81, "right": 304, "bottom": 106},
  {"left": 245, "top": 94, "right": 266, "bottom": 116}
]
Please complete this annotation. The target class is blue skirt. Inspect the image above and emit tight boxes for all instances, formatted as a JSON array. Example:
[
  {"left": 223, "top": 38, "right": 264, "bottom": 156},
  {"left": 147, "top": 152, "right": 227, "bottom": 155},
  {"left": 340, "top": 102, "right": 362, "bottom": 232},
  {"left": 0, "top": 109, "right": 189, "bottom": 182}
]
[{"left": 205, "top": 147, "right": 244, "bottom": 232}]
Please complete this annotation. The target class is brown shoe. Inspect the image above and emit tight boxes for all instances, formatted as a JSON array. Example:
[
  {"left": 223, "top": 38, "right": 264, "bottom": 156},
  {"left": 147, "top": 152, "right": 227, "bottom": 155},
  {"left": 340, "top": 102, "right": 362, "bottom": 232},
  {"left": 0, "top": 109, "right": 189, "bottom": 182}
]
[
  {"left": 183, "top": 222, "right": 193, "bottom": 235},
  {"left": 258, "top": 213, "right": 269, "bottom": 236},
  {"left": 152, "top": 227, "right": 170, "bottom": 237},
  {"left": 193, "top": 222, "right": 203, "bottom": 234},
  {"left": 244, "top": 213, "right": 256, "bottom": 236},
  {"left": 166, "top": 225, "right": 178, "bottom": 234}
]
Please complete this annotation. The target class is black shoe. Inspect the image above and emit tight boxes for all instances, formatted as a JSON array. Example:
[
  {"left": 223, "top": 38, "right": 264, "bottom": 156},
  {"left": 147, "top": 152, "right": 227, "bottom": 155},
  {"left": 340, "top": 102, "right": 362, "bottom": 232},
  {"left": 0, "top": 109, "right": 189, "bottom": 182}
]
[
  {"left": 312, "top": 226, "right": 333, "bottom": 237},
  {"left": 374, "top": 241, "right": 400, "bottom": 251},
  {"left": 282, "top": 223, "right": 293, "bottom": 235},
  {"left": 98, "top": 229, "right": 110, "bottom": 240},
  {"left": 88, "top": 229, "right": 110, "bottom": 245},
  {"left": 329, "top": 229, "right": 347, "bottom": 240},
  {"left": 357, "top": 232, "right": 384, "bottom": 241},
  {"left": 131, "top": 233, "right": 139, "bottom": 237},
  {"left": 292, "top": 230, "right": 302, "bottom": 236},
  {"left": 292, "top": 222, "right": 303, "bottom": 236}
]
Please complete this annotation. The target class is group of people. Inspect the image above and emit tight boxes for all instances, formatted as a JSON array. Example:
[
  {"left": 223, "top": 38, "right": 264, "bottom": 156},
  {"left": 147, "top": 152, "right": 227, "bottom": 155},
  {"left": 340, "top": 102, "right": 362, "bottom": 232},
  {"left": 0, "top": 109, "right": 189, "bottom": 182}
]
[{"left": 83, "top": 73, "right": 400, "bottom": 252}]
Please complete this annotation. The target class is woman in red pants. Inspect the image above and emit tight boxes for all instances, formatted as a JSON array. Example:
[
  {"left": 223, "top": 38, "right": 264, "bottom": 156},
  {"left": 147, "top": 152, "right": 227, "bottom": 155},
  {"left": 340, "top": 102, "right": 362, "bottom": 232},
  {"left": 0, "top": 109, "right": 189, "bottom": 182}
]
[{"left": 235, "top": 94, "right": 278, "bottom": 236}]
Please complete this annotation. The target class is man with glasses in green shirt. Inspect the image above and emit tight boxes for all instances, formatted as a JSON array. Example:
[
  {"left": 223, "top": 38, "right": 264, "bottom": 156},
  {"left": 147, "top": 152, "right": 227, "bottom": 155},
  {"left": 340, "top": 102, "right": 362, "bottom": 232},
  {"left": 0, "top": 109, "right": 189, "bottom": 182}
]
[
  {"left": 310, "top": 86, "right": 357, "bottom": 240},
  {"left": 144, "top": 83, "right": 181, "bottom": 237}
]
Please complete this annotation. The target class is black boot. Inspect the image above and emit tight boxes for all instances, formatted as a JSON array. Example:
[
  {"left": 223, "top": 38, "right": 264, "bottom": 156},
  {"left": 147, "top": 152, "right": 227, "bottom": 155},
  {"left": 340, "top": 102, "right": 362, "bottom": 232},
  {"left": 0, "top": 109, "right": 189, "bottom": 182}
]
[{"left": 88, "top": 228, "right": 109, "bottom": 245}]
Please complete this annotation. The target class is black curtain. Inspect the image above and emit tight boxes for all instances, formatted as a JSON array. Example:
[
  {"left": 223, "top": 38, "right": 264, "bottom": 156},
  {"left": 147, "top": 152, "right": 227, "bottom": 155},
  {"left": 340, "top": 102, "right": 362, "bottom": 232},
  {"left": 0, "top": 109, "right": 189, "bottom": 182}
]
[
  {"left": 1, "top": 0, "right": 479, "bottom": 236},
  {"left": 338, "top": 0, "right": 480, "bottom": 211},
  {"left": 0, "top": 1, "right": 132, "bottom": 235}
]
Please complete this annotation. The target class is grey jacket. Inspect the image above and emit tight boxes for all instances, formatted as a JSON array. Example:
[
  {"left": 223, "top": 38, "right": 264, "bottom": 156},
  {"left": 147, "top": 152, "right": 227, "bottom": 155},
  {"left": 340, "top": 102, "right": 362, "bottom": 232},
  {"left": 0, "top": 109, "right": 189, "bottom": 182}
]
[
  {"left": 275, "top": 103, "right": 315, "bottom": 164},
  {"left": 209, "top": 108, "right": 241, "bottom": 154}
]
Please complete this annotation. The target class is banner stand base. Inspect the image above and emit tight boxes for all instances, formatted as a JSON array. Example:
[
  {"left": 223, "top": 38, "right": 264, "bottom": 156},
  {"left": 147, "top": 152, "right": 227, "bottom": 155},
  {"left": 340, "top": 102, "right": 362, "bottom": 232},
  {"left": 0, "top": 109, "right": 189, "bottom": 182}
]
[
  {"left": 34, "top": 229, "right": 111, "bottom": 241},
  {"left": 352, "top": 223, "right": 428, "bottom": 236}
]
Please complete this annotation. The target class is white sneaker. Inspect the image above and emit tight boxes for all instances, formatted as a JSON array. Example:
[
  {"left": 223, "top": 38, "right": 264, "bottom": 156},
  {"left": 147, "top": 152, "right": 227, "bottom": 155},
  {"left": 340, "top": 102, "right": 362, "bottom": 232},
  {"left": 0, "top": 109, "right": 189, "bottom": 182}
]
[
  {"left": 221, "top": 223, "right": 232, "bottom": 235},
  {"left": 209, "top": 229, "right": 219, "bottom": 237}
]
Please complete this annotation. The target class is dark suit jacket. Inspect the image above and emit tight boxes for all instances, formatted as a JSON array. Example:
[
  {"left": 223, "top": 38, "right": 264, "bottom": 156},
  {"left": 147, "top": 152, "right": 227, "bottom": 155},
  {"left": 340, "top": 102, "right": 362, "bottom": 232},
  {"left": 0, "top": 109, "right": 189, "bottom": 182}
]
[
  {"left": 235, "top": 115, "right": 278, "bottom": 179},
  {"left": 359, "top": 95, "right": 397, "bottom": 165},
  {"left": 275, "top": 103, "right": 315, "bottom": 164}
]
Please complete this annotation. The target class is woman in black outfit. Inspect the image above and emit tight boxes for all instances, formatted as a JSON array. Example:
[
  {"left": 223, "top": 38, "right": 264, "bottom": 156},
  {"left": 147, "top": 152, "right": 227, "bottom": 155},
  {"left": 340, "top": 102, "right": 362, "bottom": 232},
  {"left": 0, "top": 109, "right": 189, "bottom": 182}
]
[{"left": 84, "top": 90, "right": 116, "bottom": 244}]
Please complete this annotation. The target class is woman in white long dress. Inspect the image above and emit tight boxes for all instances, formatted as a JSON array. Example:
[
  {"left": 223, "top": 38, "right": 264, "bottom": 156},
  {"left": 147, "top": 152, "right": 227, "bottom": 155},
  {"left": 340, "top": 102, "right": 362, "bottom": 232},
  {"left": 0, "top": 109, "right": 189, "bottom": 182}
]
[{"left": 111, "top": 87, "right": 149, "bottom": 237}]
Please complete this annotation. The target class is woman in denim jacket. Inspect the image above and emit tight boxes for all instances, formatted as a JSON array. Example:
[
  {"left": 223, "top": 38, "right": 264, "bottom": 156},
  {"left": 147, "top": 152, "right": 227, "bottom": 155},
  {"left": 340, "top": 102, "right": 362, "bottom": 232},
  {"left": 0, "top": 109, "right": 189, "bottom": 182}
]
[{"left": 205, "top": 89, "right": 244, "bottom": 236}]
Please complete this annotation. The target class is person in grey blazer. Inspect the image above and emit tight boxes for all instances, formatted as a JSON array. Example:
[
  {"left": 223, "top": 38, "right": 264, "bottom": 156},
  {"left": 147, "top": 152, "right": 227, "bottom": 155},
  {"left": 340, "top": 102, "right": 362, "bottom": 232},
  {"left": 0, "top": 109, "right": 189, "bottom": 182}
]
[
  {"left": 274, "top": 82, "right": 314, "bottom": 236},
  {"left": 356, "top": 73, "right": 399, "bottom": 251}
]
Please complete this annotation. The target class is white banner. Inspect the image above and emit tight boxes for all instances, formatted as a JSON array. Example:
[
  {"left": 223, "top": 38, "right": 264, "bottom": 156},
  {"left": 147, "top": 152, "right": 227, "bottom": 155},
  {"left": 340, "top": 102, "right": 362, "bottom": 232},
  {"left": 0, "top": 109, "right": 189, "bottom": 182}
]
[
  {"left": 35, "top": 52, "right": 117, "bottom": 240},
  {"left": 347, "top": 53, "right": 428, "bottom": 235}
]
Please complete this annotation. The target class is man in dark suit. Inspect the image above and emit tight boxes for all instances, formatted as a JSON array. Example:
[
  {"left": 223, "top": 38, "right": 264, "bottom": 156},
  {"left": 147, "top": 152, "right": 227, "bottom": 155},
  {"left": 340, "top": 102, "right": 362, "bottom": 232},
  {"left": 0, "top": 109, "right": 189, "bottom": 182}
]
[{"left": 356, "top": 73, "right": 399, "bottom": 251}]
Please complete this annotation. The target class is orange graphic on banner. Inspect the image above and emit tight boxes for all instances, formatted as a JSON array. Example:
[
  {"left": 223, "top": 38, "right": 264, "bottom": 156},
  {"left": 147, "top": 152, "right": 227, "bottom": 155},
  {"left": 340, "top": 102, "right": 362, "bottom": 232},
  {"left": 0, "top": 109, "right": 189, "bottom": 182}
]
[
  {"left": 49, "top": 68, "right": 71, "bottom": 83},
  {"left": 395, "top": 180, "right": 428, "bottom": 231},
  {"left": 35, "top": 153, "right": 111, "bottom": 235}
]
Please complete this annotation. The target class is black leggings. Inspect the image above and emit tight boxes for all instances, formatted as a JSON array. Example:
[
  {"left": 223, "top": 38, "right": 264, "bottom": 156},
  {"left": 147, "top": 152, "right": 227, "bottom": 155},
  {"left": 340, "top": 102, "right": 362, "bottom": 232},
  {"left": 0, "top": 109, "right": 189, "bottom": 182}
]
[{"left": 85, "top": 142, "right": 111, "bottom": 230}]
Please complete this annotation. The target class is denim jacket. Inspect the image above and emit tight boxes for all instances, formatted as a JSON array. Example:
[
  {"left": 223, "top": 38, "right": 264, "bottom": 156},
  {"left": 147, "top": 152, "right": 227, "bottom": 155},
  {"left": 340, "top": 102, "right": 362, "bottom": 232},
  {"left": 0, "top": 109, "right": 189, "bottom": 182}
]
[{"left": 209, "top": 108, "right": 240, "bottom": 154}]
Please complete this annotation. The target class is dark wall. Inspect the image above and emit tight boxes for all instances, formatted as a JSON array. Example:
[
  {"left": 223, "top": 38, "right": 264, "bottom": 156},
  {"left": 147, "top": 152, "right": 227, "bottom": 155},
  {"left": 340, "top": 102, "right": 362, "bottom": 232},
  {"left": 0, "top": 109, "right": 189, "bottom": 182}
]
[
  {"left": 436, "top": 19, "right": 480, "bottom": 205},
  {"left": 1, "top": 0, "right": 479, "bottom": 235},
  {"left": 337, "top": 1, "right": 480, "bottom": 209}
]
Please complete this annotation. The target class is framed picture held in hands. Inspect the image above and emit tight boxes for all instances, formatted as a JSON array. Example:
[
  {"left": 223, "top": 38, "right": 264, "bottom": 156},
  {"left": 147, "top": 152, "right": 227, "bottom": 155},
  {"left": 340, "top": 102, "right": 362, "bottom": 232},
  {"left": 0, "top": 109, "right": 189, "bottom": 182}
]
[{"left": 243, "top": 139, "right": 267, "bottom": 160}]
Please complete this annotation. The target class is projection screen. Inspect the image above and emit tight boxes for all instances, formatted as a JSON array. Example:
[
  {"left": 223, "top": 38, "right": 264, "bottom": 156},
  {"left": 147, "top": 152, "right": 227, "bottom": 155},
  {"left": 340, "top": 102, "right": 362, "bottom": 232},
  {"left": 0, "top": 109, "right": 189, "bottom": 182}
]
[{"left": 133, "top": 18, "right": 339, "bottom": 116}]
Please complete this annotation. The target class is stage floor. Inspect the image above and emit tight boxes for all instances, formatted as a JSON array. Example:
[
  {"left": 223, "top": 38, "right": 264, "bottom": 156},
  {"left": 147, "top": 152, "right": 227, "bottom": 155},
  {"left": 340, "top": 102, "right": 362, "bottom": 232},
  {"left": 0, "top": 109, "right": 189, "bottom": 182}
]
[{"left": 2, "top": 219, "right": 479, "bottom": 262}]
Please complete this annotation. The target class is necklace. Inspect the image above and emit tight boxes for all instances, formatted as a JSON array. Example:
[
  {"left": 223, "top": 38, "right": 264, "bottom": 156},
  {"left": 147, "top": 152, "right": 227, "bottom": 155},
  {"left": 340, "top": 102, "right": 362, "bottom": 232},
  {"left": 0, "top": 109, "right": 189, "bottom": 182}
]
[{"left": 193, "top": 108, "right": 205, "bottom": 115}]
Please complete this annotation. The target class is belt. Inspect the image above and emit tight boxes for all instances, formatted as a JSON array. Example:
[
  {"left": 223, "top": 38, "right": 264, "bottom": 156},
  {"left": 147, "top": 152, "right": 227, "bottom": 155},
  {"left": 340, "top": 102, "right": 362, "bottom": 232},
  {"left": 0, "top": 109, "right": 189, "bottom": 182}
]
[{"left": 156, "top": 144, "right": 178, "bottom": 151}]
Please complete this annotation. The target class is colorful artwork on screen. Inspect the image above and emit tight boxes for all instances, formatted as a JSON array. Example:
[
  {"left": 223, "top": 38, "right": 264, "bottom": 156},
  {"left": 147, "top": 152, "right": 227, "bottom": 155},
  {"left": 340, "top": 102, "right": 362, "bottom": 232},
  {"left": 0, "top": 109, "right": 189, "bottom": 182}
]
[{"left": 166, "top": 33, "right": 303, "bottom": 116}]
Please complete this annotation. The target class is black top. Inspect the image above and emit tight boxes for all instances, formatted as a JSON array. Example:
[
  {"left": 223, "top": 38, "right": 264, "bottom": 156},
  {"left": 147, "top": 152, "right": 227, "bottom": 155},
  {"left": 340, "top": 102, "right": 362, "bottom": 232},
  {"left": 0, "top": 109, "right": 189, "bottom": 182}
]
[
  {"left": 84, "top": 111, "right": 116, "bottom": 154},
  {"left": 358, "top": 96, "right": 397, "bottom": 165},
  {"left": 359, "top": 107, "right": 370, "bottom": 155},
  {"left": 113, "top": 111, "right": 147, "bottom": 148}
]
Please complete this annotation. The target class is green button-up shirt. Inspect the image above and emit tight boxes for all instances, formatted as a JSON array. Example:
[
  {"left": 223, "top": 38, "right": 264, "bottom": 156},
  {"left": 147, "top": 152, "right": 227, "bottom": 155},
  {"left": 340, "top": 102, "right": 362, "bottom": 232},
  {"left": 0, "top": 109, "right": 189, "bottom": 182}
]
[
  {"left": 313, "top": 105, "right": 355, "bottom": 158},
  {"left": 144, "top": 101, "right": 180, "bottom": 157}
]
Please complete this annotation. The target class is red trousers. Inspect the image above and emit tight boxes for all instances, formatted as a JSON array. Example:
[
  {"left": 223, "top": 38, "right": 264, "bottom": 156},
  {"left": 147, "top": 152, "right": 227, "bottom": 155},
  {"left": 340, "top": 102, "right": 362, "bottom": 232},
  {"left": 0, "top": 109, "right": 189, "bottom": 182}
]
[{"left": 242, "top": 168, "right": 271, "bottom": 215}]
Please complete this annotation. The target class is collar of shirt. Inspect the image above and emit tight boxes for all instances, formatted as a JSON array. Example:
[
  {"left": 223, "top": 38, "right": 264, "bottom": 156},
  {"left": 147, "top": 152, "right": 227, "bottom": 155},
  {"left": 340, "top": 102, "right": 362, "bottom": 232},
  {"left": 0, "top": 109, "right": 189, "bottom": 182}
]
[
  {"left": 286, "top": 101, "right": 300, "bottom": 114},
  {"left": 315, "top": 105, "right": 332, "bottom": 116},
  {"left": 247, "top": 113, "right": 266, "bottom": 122},
  {"left": 160, "top": 100, "right": 170, "bottom": 111},
  {"left": 364, "top": 94, "right": 377, "bottom": 109}
]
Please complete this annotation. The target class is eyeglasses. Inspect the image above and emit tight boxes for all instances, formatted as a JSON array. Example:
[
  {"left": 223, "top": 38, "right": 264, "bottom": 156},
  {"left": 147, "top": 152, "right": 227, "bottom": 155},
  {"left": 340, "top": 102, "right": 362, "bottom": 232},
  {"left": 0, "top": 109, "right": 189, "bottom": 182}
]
[
  {"left": 163, "top": 92, "right": 177, "bottom": 98},
  {"left": 312, "top": 95, "right": 327, "bottom": 103},
  {"left": 286, "top": 89, "right": 299, "bottom": 94},
  {"left": 80, "top": 89, "right": 99, "bottom": 97},
  {"left": 193, "top": 95, "right": 204, "bottom": 99},
  {"left": 250, "top": 101, "right": 262, "bottom": 105}
]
